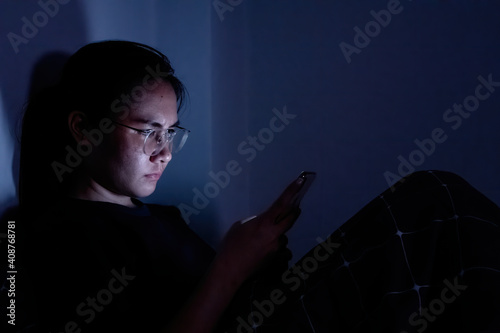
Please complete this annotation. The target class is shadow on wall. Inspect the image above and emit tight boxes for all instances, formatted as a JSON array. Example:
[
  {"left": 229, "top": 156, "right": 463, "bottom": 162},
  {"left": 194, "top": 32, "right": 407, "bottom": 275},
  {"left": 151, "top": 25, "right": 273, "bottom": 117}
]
[
  {"left": 0, "top": 1, "right": 88, "bottom": 329},
  {"left": 0, "top": 0, "right": 88, "bottom": 222}
]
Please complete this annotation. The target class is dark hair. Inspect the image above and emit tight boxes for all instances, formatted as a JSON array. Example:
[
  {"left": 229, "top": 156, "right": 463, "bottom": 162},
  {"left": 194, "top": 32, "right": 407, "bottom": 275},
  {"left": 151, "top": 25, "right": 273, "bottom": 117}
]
[{"left": 19, "top": 40, "right": 186, "bottom": 209}]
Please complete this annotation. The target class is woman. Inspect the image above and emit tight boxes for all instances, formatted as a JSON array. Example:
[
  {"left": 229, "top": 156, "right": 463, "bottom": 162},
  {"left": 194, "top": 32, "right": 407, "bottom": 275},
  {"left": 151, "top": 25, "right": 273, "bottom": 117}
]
[
  {"left": 20, "top": 40, "right": 301, "bottom": 332},
  {"left": 20, "top": 40, "right": 500, "bottom": 333}
]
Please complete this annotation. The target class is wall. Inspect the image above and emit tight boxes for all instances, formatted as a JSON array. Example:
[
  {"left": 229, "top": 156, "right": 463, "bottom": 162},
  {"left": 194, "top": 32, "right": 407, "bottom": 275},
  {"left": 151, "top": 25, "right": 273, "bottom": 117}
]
[
  {"left": 1, "top": 0, "right": 499, "bottom": 261},
  {"left": 209, "top": 0, "right": 500, "bottom": 260}
]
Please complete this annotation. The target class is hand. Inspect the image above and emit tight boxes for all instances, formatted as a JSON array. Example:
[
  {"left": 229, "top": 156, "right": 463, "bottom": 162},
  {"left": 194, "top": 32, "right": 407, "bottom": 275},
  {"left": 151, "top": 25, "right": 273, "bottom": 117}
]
[
  {"left": 216, "top": 176, "right": 304, "bottom": 285},
  {"left": 162, "top": 177, "right": 304, "bottom": 333}
]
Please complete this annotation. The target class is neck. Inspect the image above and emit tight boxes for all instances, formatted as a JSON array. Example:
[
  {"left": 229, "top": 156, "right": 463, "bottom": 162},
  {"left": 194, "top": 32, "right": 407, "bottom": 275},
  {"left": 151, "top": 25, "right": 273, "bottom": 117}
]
[{"left": 67, "top": 173, "right": 136, "bottom": 207}]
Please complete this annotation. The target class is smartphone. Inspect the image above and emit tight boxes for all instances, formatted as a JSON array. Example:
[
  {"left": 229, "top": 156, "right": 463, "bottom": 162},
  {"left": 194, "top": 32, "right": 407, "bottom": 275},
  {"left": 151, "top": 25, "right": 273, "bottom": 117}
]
[
  {"left": 291, "top": 171, "right": 316, "bottom": 207},
  {"left": 241, "top": 171, "right": 316, "bottom": 225}
]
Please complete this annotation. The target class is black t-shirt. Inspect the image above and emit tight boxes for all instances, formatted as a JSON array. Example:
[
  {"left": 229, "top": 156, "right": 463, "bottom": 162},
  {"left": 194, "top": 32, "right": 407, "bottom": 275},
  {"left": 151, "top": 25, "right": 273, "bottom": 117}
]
[{"left": 22, "top": 197, "right": 215, "bottom": 332}]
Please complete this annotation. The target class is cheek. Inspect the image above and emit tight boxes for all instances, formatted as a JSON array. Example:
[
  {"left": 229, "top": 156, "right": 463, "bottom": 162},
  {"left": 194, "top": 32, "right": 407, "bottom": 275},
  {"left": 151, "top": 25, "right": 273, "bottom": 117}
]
[
  {"left": 103, "top": 150, "right": 154, "bottom": 196},
  {"left": 117, "top": 154, "right": 158, "bottom": 197},
  {"left": 109, "top": 146, "right": 149, "bottom": 179},
  {"left": 89, "top": 133, "right": 145, "bottom": 176},
  {"left": 103, "top": 131, "right": 143, "bottom": 160}
]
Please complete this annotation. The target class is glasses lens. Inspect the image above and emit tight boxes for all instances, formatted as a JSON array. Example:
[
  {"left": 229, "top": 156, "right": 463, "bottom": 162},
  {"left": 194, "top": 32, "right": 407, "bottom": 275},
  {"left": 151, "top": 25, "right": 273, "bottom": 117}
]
[
  {"left": 171, "top": 128, "right": 189, "bottom": 153},
  {"left": 145, "top": 128, "right": 189, "bottom": 156}
]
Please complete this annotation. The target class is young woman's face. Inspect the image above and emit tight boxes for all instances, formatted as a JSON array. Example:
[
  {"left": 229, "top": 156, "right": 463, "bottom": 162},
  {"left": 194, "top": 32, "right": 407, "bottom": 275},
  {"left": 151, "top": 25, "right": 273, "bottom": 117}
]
[{"left": 87, "top": 81, "right": 179, "bottom": 199}]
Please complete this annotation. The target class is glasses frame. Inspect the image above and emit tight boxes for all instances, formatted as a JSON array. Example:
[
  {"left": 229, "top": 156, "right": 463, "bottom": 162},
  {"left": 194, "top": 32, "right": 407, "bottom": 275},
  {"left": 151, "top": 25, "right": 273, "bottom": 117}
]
[{"left": 111, "top": 120, "right": 190, "bottom": 156}]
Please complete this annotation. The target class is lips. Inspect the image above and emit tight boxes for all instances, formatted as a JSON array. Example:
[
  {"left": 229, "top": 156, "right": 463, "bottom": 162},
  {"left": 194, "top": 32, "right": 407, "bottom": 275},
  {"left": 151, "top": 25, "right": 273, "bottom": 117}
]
[{"left": 144, "top": 173, "right": 162, "bottom": 181}]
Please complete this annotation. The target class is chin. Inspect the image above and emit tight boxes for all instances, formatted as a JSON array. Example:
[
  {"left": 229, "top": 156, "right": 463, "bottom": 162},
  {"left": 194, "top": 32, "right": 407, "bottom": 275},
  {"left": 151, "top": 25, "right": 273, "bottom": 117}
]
[{"left": 134, "top": 185, "right": 157, "bottom": 198}]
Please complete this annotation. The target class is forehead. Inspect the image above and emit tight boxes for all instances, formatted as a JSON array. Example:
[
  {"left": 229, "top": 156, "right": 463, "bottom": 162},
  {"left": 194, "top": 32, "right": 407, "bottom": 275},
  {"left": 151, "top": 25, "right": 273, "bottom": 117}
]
[{"left": 128, "top": 81, "right": 178, "bottom": 127}]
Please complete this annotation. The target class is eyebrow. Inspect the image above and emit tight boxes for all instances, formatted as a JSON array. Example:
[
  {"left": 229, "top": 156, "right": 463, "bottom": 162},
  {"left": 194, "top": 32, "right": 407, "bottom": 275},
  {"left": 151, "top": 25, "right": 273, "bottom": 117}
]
[{"left": 131, "top": 118, "right": 180, "bottom": 129}]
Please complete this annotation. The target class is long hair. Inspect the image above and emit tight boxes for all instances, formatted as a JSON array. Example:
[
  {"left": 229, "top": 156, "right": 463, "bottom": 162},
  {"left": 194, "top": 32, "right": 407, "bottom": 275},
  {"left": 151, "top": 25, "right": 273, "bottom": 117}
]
[{"left": 19, "top": 40, "right": 186, "bottom": 210}]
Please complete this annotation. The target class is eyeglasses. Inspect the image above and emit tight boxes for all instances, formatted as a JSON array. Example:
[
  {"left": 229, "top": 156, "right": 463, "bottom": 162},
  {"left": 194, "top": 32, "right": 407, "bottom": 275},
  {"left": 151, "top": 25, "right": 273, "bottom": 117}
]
[{"left": 111, "top": 121, "right": 190, "bottom": 156}]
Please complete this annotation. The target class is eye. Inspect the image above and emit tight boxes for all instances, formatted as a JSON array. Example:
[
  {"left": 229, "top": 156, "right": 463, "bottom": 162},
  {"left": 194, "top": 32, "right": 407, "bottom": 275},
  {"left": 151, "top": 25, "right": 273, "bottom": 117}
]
[
  {"left": 166, "top": 128, "right": 177, "bottom": 140},
  {"left": 141, "top": 129, "right": 154, "bottom": 137},
  {"left": 154, "top": 131, "right": 165, "bottom": 143}
]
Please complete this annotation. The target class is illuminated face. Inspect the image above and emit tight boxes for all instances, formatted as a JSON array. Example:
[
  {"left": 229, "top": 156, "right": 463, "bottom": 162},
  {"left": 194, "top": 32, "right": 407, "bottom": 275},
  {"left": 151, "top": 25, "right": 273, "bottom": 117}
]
[{"left": 86, "top": 81, "right": 178, "bottom": 200}]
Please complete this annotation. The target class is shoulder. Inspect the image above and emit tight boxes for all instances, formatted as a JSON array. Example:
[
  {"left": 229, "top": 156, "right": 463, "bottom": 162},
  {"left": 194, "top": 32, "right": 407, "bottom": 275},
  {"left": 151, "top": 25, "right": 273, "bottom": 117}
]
[
  {"left": 146, "top": 203, "right": 185, "bottom": 220},
  {"left": 145, "top": 202, "right": 214, "bottom": 249}
]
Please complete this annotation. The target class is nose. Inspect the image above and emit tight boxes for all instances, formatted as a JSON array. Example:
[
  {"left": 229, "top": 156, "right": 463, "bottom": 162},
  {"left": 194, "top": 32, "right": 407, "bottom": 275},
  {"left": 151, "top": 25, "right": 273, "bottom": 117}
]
[{"left": 150, "top": 144, "right": 172, "bottom": 164}]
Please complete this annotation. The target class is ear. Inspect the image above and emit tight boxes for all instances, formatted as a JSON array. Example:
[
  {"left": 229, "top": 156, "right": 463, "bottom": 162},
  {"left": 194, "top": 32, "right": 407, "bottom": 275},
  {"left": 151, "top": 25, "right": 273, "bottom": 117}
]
[{"left": 67, "top": 111, "right": 89, "bottom": 143}]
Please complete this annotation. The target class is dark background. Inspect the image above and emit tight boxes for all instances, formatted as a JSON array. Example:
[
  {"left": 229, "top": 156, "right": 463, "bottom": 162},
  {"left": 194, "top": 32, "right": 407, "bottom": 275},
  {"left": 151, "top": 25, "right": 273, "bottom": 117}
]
[{"left": 1, "top": 0, "right": 499, "bottom": 262}]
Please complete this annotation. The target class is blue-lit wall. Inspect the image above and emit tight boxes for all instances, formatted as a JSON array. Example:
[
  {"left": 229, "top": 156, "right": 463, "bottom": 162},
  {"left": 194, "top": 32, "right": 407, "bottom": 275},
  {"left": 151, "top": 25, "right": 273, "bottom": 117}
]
[{"left": 1, "top": 0, "right": 500, "bottom": 261}]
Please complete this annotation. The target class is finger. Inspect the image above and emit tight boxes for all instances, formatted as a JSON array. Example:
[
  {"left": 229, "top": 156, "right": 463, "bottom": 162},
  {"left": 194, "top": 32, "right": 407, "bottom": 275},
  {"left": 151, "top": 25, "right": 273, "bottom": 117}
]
[
  {"left": 278, "top": 234, "right": 288, "bottom": 248},
  {"left": 270, "top": 176, "right": 305, "bottom": 212},
  {"left": 273, "top": 206, "right": 301, "bottom": 233},
  {"left": 274, "top": 206, "right": 301, "bottom": 224},
  {"left": 274, "top": 237, "right": 292, "bottom": 262},
  {"left": 277, "top": 247, "right": 293, "bottom": 262}
]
